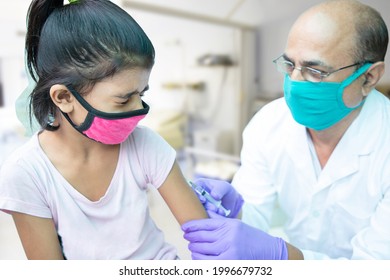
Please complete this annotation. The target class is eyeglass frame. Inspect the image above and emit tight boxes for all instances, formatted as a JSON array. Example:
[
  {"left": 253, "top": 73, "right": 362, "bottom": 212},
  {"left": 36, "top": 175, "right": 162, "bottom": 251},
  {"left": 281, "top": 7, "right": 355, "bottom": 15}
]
[{"left": 272, "top": 54, "right": 367, "bottom": 83}]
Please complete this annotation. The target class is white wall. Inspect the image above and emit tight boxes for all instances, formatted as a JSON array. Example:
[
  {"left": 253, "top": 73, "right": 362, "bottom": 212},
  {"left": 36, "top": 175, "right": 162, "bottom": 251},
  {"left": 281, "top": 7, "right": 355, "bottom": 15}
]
[{"left": 0, "top": 1, "right": 30, "bottom": 108}]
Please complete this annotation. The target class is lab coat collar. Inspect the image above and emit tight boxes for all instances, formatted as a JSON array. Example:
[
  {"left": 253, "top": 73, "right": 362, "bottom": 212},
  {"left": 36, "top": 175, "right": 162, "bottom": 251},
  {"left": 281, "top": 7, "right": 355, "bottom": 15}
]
[{"left": 340, "top": 90, "right": 384, "bottom": 157}]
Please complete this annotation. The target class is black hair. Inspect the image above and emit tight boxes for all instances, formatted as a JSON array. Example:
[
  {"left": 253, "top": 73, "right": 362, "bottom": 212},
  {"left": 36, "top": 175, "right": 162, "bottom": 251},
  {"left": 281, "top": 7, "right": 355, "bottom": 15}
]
[{"left": 26, "top": 0, "right": 155, "bottom": 130}]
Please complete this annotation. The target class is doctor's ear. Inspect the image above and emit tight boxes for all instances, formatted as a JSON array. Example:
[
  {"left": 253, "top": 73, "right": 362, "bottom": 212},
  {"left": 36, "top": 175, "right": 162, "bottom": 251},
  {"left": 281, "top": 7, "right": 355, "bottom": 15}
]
[
  {"left": 50, "top": 84, "right": 75, "bottom": 113},
  {"left": 362, "top": 62, "right": 385, "bottom": 95}
]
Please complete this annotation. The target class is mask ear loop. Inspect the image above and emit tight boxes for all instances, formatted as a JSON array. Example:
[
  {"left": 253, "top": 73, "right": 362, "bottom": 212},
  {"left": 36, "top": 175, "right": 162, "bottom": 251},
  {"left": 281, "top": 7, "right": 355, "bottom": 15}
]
[
  {"left": 339, "top": 63, "right": 373, "bottom": 90},
  {"left": 59, "top": 109, "right": 95, "bottom": 132},
  {"left": 337, "top": 63, "right": 373, "bottom": 109},
  {"left": 66, "top": 85, "right": 150, "bottom": 119}
]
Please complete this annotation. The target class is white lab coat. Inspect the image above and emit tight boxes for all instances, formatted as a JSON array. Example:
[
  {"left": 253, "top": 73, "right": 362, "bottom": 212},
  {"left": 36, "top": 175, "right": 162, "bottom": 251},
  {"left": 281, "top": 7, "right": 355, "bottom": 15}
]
[{"left": 232, "top": 90, "right": 390, "bottom": 259}]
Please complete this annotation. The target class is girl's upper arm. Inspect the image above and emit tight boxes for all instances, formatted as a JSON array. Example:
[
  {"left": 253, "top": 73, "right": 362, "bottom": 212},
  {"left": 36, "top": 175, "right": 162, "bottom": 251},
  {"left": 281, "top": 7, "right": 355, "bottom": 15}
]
[
  {"left": 11, "top": 212, "right": 64, "bottom": 260},
  {"left": 158, "top": 161, "right": 208, "bottom": 225}
]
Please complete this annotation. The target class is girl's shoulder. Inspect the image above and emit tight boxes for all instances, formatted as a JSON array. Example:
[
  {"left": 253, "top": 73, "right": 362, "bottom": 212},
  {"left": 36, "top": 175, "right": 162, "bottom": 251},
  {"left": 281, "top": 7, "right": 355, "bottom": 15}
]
[
  {"left": 125, "top": 125, "right": 168, "bottom": 148},
  {"left": 0, "top": 133, "right": 48, "bottom": 190},
  {"left": 122, "top": 125, "right": 175, "bottom": 164},
  {"left": 130, "top": 125, "right": 159, "bottom": 139}
]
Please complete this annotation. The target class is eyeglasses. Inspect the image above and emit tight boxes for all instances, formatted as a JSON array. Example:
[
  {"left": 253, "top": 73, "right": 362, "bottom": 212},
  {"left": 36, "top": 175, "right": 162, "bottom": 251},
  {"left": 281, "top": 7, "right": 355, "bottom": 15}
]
[{"left": 273, "top": 55, "right": 364, "bottom": 83}]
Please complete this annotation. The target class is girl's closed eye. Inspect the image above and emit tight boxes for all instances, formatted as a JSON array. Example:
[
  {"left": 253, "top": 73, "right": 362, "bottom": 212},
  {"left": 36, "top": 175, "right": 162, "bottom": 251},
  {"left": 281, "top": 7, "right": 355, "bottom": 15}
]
[
  {"left": 119, "top": 99, "right": 129, "bottom": 105},
  {"left": 118, "top": 92, "right": 145, "bottom": 105}
]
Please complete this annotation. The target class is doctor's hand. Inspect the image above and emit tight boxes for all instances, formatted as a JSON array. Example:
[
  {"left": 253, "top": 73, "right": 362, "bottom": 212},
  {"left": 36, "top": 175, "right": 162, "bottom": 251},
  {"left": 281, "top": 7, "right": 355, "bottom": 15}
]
[
  {"left": 181, "top": 211, "right": 288, "bottom": 260},
  {"left": 193, "top": 178, "right": 243, "bottom": 218}
]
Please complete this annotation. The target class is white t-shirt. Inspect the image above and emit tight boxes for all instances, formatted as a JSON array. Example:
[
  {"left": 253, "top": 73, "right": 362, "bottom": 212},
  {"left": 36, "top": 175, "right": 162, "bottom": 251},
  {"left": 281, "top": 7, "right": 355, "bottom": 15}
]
[
  {"left": 0, "top": 126, "right": 178, "bottom": 259},
  {"left": 232, "top": 90, "right": 390, "bottom": 259}
]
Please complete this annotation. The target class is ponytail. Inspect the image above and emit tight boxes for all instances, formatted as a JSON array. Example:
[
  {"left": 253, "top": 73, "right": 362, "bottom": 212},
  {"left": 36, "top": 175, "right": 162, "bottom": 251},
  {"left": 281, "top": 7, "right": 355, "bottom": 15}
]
[{"left": 26, "top": 0, "right": 64, "bottom": 82}]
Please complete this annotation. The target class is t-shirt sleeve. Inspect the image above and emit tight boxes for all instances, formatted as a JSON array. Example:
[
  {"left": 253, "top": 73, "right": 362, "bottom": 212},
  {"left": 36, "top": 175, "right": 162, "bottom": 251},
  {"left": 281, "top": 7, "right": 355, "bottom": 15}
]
[
  {"left": 130, "top": 126, "right": 176, "bottom": 189},
  {"left": 0, "top": 159, "right": 52, "bottom": 218}
]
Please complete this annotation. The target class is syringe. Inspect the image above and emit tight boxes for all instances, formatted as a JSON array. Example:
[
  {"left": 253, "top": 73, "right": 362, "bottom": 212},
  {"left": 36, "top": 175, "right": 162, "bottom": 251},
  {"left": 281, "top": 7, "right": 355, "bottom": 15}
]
[{"left": 188, "top": 180, "right": 231, "bottom": 217}]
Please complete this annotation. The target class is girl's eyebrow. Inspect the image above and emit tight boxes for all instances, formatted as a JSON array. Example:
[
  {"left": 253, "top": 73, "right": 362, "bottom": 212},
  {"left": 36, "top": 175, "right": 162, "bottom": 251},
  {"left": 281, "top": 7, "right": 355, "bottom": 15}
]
[{"left": 115, "top": 85, "right": 149, "bottom": 99}]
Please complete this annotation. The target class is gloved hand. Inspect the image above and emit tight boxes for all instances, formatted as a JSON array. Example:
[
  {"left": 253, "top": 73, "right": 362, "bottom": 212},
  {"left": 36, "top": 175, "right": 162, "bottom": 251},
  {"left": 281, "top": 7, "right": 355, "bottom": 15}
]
[
  {"left": 193, "top": 178, "right": 243, "bottom": 218},
  {"left": 182, "top": 211, "right": 288, "bottom": 260}
]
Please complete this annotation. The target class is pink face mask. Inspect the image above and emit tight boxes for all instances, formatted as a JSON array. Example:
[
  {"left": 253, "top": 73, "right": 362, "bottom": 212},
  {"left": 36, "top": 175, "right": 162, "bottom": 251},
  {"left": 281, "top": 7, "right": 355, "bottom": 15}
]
[{"left": 61, "top": 86, "right": 149, "bottom": 145}]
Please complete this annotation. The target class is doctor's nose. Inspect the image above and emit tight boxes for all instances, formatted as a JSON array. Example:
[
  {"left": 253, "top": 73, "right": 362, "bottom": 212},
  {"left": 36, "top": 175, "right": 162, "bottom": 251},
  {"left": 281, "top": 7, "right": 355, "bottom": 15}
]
[{"left": 290, "top": 67, "right": 306, "bottom": 81}]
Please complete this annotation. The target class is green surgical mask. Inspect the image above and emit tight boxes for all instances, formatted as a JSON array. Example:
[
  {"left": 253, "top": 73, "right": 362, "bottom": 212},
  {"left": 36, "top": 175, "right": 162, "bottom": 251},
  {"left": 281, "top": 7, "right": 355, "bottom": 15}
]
[{"left": 284, "top": 63, "right": 372, "bottom": 130}]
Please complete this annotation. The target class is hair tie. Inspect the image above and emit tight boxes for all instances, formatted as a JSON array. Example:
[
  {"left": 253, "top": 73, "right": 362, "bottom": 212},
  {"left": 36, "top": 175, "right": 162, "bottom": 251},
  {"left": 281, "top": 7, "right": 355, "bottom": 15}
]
[{"left": 69, "top": 0, "right": 79, "bottom": 4}]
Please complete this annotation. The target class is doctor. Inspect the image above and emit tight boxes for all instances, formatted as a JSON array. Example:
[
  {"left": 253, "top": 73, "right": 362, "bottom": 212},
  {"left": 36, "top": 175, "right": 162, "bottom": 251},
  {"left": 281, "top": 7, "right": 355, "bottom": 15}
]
[{"left": 182, "top": 0, "right": 390, "bottom": 260}]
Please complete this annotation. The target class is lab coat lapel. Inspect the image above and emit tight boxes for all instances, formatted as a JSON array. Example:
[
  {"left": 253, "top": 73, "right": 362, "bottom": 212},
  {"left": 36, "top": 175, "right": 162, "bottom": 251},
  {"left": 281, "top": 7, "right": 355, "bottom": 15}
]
[{"left": 316, "top": 136, "right": 360, "bottom": 191}]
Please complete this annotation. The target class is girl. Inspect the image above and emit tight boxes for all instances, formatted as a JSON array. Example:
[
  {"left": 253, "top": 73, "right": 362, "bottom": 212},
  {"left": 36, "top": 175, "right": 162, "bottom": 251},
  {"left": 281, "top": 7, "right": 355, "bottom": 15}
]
[{"left": 0, "top": 0, "right": 207, "bottom": 259}]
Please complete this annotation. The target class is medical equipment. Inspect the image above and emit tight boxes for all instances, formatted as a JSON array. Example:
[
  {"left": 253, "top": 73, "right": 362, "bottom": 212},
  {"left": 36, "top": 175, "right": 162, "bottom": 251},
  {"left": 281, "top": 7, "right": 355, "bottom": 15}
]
[{"left": 188, "top": 180, "right": 231, "bottom": 217}]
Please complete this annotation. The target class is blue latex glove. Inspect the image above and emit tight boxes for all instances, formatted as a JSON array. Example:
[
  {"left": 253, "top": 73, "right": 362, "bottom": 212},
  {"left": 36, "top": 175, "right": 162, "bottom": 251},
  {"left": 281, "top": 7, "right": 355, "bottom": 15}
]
[
  {"left": 194, "top": 178, "right": 243, "bottom": 218},
  {"left": 182, "top": 211, "right": 288, "bottom": 260}
]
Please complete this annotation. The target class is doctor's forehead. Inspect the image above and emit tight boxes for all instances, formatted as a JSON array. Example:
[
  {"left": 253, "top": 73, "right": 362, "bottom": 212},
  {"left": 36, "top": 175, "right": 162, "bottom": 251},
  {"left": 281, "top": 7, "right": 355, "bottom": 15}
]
[{"left": 285, "top": 22, "right": 356, "bottom": 67}]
